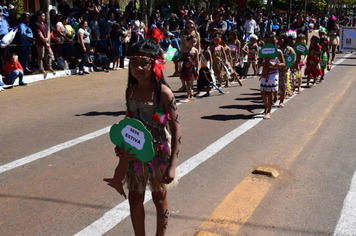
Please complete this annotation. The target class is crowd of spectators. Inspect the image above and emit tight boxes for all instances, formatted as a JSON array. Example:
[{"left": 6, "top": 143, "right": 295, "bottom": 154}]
[{"left": 0, "top": 0, "right": 355, "bottom": 91}]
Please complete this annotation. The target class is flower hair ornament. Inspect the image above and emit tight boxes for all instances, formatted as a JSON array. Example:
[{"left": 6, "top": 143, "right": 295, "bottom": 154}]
[
  {"left": 286, "top": 29, "right": 297, "bottom": 39},
  {"left": 128, "top": 55, "right": 166, "bottom": 82}
]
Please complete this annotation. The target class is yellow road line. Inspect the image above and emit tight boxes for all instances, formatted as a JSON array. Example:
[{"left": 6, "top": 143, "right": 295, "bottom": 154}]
[{"left": 198, "top": 175, "right": 272, "bottom": 236}]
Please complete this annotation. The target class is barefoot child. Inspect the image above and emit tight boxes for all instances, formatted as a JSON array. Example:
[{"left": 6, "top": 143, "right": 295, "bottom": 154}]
[
  {"left": 104, "top": 40, "right": 181, "bottom": 236},
  {"left": 211, "top": 35, "right": 227, "bottom": 88},
  {"left": 305, "top": 35, "right": 322, "bottom": 87},
  {"left": 180, "top": 34, "right": 199, "bottom": 102},
  {"left": 228, "top": 30, "right": 241, "bottom": 84},
  {"left": 242, "top": 34, "right": 259, "bottom": 78},
  {"left": 220, "top": 34, "right": 233, "bottom": 87},
  {"left": 196, "top": 38, "right": 214, "bottom": 97},
  {"left": 258, "top": 33, "right": 285, "bottom": 119},
  {"left": 277, "top": 32, "right": 296, "bottom": 108},
  {"left": 319, "top": 35, "right": 330, "bottom": 82},
  {"left": 291, "top": 34, "right": 306, "bottom": 93}
]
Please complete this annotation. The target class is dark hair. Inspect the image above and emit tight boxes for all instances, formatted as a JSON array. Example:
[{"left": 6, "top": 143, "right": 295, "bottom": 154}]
[
  {"left": 221, "top": 34, "right": 229, "bottom": 43},
  {"left": 201, "top": 37, "right": 211, "bottom": 46},
  {"left": 278, "top": 32, "right": 288, "bottom": 48},
  {"left": 126, "top": 40, "right": 170, "bottom": 104},
  {"left": 264, "top": 32, "right": 274, "bottom": 40},
  {"left": 36, "top": 10, "right": 44, "bottom": 17}
]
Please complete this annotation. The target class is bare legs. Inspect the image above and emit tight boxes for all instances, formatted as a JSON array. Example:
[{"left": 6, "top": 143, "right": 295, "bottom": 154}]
[
  {"left": 128, "top": 190, "right": 170, "bottom": 236},
  {"left": 261, "top": 90, "right": 272, "bottom": 119},
  {"left": 331, "top": 44, "right": 337, "bottom": 63},
  {"left": 182, "top": 80, "right": 194, "bottom": 103}
]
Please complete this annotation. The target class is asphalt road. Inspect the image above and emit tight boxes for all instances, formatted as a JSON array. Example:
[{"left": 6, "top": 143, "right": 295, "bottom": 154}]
[{"left": 1, "top": 51, "right": 356, "bottom": 236}]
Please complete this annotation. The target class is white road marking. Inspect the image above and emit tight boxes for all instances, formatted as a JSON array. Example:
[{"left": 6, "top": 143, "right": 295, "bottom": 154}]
[
  {"left": 0, "top": 127, "right": 110, "bottom": 174},
  {"left": 333, "top": 170, "right": 356, "bottom": 236}
]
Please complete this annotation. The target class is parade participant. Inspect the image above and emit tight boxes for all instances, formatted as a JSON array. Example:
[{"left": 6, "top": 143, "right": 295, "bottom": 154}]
[
  {"left": 196, "top": 38, "right": 213, "bottom": 97},
  {"left": 292, "top": 33, "right": 307, "bottom": 93},
  {"left": 258, "top": 33, "right": 285, "bottom": 120},
  {"left": 277, "top": 32, "right": 296, "bottom": 108},
  {"left": 286, "top": 30, "right": 298, "bottom": 94},
  {"left": 211, "top": 35, "right": 227, "bottom": 88},
  {"left": 179, "top": 20, "right": 201, "bottom": 91},
  {"left": 105, "top": 39, "right": 181, "bottom": 236},
  {"left": 305, "top": 35, "right": 322, "bottom": 87},
  {"left": 228, "top": 29, "right": 241, "bottom": 84},
  {"left": 180, "top": 34, "right": 199, "bottom": 102},
  {"left": 319, "top": 36, "right": 330, "bottom": 82},
  {"left": 220, "top": 34, "right": 233, "bottom": 87},
  {"left": 327, "top": 16, "right": 339, "bottom": 64},
  {"left": 242, "top": 34, "right": 259, "bottom": 78}
]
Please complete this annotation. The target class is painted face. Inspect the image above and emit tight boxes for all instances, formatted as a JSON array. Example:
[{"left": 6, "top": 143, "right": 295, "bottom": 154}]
[{"left": 129, "top": 54, "right": 154, "bottom": 81}]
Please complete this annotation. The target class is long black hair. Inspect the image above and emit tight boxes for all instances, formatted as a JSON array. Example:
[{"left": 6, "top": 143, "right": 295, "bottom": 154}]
[{"left": 126, "top": 39, "right": 170, "bottom": 106}]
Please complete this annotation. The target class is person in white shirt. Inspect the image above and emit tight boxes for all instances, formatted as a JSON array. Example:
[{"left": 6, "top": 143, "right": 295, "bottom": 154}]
[{"left": 244, "top": 14, "right": 257, "bottom": 36}]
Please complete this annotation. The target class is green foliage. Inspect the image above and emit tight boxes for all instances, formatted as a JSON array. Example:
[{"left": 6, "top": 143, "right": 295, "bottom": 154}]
[
  {"left": 13, "top": 0, "right": 24, "bottom": 18},
  {"left": 247, "top": 0, "right": 264, "bottom": 9}
]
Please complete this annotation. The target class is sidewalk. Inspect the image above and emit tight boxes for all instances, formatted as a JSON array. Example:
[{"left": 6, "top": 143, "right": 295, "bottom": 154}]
[{"left": 18, "top": 59, "right": 130, "bottom": 86}]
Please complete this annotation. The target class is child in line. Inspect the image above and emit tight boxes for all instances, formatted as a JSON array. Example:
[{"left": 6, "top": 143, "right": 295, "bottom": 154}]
[
  {"left": 196, "top": 38, "right": 214, "bottom": 97},
  {"left": 319, "top": 36, "right": 330, "bottom": 82},
  {"left": 305, "top": 36, "right": 322, "bottom": 88},
  {"left": 258, "top": 33, "right": 285, "bottom": 120},
  {"left": 4, "top": 53, "right": 27, "bottom": 86},
  {"left": 180, "top": 34, "right": 199, "bottom": 103},
  {"left": 220, "top": 34, "right": 233, "bottom": 87},
  {"left": 291, "top": 34, "right": 306, "bottom": 93},
  {"left": 228, "top": 30, "right": 241, "bottom": 84},
  {"left": 211, "top": 35, "right": 227, "bottom": 88},
  {"left": 104, "top": 39, "right": 181, "bottom": 236},
  {"left": 242, "top": 34, "right": 259, "bottom": 78},
  {"left": 277, "top": 32, "right": 296, "bottom": 108},
  {"left": 256, "top": 32, "right": 265, "bottom": 75},
  {"left": 286, "top": 30, "right": 297, "bottom": 94}
]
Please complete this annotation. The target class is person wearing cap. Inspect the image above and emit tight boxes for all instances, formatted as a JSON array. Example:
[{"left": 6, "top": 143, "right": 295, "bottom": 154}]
[
  {"left": 18, "top": 12, "right": 35, "bottom": 75},
  {"left": 0, "top": 5, "right": 10, "bottom": 75}
]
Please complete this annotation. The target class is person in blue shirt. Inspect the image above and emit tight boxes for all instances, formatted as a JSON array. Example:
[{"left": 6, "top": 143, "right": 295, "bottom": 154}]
[
  {"left": 0, "top": 6, "right": 10, "bottom": 75},
  {"left": 18, "top": 12, "right": 35, "bottom": 74}
]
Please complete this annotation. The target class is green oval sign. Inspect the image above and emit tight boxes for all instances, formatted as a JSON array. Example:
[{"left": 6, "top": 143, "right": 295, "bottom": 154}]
[
  {"left": 110, "top": 118, "right": 155, "bottom": 162},
  {"left": 166, "top": 48, "right": 181, "bottom": 61},
  {"left": 293, "top": 42, "right": 309, "bottom": 55},
  {"left": 258, "top": 43, "right": 279, "bottom": 58},
  {"left": 286, "top": 53, "right": 296, "bottom": 68}
]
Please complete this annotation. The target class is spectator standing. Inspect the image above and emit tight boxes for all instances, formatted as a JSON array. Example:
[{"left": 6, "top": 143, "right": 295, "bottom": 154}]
[
  {"left": 290, "top": 14, "right": 309, "bottom": 44},
  {"left": 119, "top": 18, "right": 130, "bottom": 69},
  {"left": 77, "top": 19, "right": 90, "bottom": 75},
  {"left": 57, "top": 0, "right": 70, "bottom": 17},
  {"left": 18, "top": 12, "right": 35, "bottom": 74},
  {"left": 98, "top": 9, "right": 109, "bottom": 52},
  {"left": 89, "top": 12, "right": 100, "bottom": 49},
  {"left": 34, "top": 10, "right": 55, "bottom": 74},
  {"left": 208, "top": 11, "right": 227, "bottom": 38},
  {"left": 125, "top": 0, "right": 135, "bottom": 19},
  {"left": 244, "top": 14, "right": 257, "bottom": 36},
  {"left": 0, "top": 5, "right": 10, "bottom": 75}
]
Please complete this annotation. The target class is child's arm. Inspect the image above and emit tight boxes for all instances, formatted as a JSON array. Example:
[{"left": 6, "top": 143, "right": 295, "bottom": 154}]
[
  {"left": 241, "top": 44, "right": 248, "bottom": 55},
  {"left": 161, "top": 85, "right": 181, "bottom": 184}
]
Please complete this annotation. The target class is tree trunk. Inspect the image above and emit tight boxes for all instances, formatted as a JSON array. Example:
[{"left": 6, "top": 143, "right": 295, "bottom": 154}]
[
  {"left": 140, "top": 0, "right": 147, "bottom": 25},
  {"left": 147, "top": 0, "right": 152, "bottom": 25}
]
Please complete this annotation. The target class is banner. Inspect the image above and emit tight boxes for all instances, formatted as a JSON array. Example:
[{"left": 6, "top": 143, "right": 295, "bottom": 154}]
[{"left": 340, "top": 27, "right": 356, "bottom": 51}]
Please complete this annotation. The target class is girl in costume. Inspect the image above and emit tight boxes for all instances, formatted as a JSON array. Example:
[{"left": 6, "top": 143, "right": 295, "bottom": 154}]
[
  {"left": 228, "top": 30, "right": 241, "bottom": 84},
  {"left": 196, "top": 38, "right": 214, "bottom": 97},
  {"left": 220, "top": 34, "right": 233, "bottom": 87},
  {"left": 327, "top": 16, "right": 339, "bottom": 64},
  {"left": 242, "top": 34, "right": 259, "bottom": 78},
  {"left": 257, "top": 32, "right": 265, "bottom": 76},
  {"left": 211, "top": 35, "right": 227, "bottom": 88},
  {"left": 291, "top": 34, "right": 307, "bottom": 93},
  {"left": 257, "top": 33, "right": 285, "bottom": 120},
  {"left": 179, "top": 20, "right": 201, "bottom": 91},
  {"left": 286, "top": 30, "right": 298, "bottom": 94},
  {"left": 180, "top": 35, "right": 199, "bottom": 103},
  {"left": 277, "top": 32, "right": 296, "bottom": 108},
  {"left": 305, "top": 35, "right": 322, "bottom": 88},
  {"left": 105, "top": 40, "right": 181, "bottom": 236},
  {"left": 319, "top": 36, "right": 330, "bottom": 82}
]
